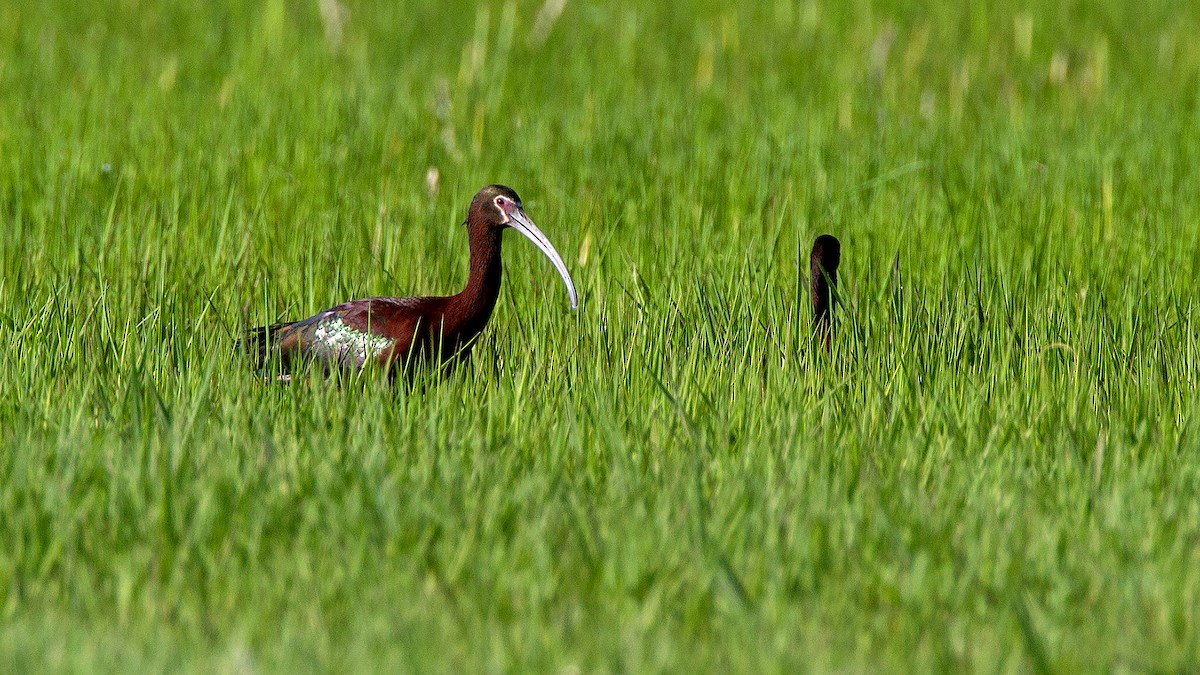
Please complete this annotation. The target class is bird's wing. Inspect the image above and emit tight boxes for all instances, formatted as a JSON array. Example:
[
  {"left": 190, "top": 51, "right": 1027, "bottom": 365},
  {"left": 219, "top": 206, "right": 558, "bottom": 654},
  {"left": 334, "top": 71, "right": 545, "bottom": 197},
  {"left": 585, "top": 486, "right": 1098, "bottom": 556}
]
[{"left": 266, "top": 297, "right": 429, "bottom": 370}]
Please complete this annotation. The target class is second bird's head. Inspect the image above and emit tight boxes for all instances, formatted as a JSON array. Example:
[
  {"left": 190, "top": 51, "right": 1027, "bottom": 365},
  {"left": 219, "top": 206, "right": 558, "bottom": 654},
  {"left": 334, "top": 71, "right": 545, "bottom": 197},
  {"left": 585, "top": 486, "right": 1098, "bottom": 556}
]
[{"left": 470, "top": 184, "right": 579, "bottom": 310}]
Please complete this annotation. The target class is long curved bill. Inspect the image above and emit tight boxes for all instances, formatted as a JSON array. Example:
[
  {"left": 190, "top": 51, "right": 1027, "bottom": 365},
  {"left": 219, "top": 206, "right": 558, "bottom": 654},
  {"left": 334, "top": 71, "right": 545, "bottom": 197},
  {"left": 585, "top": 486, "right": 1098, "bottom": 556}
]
[{"left": 510, "top": 208, "right": 579, "bottom": 310}]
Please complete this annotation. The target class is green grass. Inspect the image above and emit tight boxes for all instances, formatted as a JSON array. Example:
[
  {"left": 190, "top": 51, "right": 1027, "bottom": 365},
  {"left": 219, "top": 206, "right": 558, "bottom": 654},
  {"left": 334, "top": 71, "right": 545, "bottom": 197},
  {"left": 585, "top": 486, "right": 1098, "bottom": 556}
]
[{"left": 3, "top": 0, "right": 1200, "bottom": 671}]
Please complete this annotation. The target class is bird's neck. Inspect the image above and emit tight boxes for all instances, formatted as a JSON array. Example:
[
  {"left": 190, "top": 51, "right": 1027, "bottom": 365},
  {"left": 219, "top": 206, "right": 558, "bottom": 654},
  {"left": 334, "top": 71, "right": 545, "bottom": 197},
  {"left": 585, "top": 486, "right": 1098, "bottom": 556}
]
[
  {"left": 811, "top": 265, "right": 836, "bottom": 348},
  {"left": 449, "top": 228, "right": 504, "bottom": 335},
  {"left": 811, "top": 272, "right": 834, "bottom": 317}
]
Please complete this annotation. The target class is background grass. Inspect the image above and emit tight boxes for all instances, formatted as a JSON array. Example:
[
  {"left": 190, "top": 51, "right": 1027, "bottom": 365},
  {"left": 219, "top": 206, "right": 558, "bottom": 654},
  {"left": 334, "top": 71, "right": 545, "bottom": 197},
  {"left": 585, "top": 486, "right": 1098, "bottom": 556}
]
[{"left": 2, "top": 0, "right": 1200, "bottom": 671}]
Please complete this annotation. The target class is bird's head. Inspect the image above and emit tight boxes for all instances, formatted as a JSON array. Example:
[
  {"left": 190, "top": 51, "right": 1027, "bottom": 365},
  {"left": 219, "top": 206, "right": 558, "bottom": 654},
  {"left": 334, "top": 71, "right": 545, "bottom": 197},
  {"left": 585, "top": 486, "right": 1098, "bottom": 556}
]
[
  {"left": 469, "top": 184, "right": 578, "bottom": 310},
  {"left": 471, "top": 184, "right": 525, "bottom": 229},
  {"left": 810, "top": 234, "right": 841, "bottom": 277}
]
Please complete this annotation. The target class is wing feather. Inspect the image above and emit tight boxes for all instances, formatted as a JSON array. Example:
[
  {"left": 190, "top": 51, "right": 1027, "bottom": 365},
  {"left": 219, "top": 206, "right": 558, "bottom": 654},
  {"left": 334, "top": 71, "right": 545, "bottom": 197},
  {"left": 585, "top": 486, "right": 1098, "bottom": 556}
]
[{"left": 246, "top": 297, "right": 431, "bottom": 371}]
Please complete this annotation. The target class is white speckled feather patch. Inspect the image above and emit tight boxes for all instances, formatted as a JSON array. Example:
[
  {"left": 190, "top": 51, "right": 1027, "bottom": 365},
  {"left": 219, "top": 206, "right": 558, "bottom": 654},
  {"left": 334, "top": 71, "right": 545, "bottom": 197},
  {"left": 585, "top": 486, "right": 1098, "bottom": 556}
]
[{"left": 312, "top": 317, "right": 395, "bottom": 367}]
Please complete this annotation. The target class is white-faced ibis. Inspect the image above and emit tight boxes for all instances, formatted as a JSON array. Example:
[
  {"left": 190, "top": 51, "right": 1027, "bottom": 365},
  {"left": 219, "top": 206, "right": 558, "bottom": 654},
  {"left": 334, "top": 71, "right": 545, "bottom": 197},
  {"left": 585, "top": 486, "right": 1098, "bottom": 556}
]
[
  {"left": 245, "top": 185, "right": 578, "bottom": 378},
  {"left": 809, "top": 234, "right": 841, "bottom": 350}
]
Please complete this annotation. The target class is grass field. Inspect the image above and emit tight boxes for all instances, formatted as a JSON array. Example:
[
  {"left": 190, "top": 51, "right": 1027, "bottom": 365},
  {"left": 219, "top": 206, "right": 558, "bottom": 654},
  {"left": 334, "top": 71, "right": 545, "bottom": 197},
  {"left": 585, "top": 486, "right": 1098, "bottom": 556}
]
[{"left": 3, "top": 0, "right": 1200, "bottom": 671}]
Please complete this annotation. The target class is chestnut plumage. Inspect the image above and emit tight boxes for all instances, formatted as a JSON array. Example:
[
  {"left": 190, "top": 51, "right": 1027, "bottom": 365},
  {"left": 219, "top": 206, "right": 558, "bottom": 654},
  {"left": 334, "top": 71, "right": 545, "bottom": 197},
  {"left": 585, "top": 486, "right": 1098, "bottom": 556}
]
[
  {"left": 809, "top": 234, "right": 841, "bottom": 351},
  {"left": 244, "top": 185, "right": 577, "bottom": 378}
]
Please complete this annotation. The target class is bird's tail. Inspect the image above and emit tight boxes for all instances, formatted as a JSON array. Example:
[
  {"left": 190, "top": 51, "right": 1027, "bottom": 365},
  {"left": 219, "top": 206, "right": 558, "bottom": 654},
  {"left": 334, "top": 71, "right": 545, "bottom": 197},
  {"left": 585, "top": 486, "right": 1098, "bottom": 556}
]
[{"left": 240, "top": 322, "right": 296, "bottom": 373}]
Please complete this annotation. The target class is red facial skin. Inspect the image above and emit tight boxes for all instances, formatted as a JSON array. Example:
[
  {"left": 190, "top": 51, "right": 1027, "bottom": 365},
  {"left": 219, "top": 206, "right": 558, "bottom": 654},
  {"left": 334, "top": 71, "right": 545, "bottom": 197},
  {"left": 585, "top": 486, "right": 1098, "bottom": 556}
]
[{"left": 244, "top": 185, "right": 541, "bottom": 378}]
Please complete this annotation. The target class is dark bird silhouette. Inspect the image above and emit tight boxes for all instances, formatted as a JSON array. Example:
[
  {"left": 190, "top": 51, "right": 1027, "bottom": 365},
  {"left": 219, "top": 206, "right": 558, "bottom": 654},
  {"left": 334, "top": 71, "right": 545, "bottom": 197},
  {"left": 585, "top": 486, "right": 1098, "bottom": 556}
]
[
  {"left": 244, "top": 185, "right": 577, "bottom": 379},
  {"left": 809, "top": 234, "right": 841, "bottom": 351}
]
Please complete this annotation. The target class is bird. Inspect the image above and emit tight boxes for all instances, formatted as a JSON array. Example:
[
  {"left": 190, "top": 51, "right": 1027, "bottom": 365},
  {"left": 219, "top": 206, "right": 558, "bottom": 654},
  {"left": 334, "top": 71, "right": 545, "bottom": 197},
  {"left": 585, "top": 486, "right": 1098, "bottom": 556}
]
[
  {"left": 809, "top": 234, "right": 841, "bottom": 351},
  {"left": 243, "top": 184, "right": 578, "bottom": 379}
]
